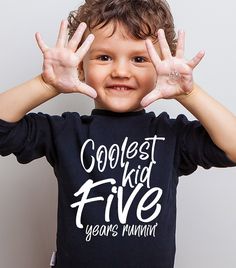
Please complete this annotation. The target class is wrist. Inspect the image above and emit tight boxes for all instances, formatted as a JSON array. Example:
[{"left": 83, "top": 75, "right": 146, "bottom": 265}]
[
  {"left": 37, "top": 74, "right": 59, "bottom": 96},
  {"left": 175, "top": 83, "right": 199, "bottom": 103}
]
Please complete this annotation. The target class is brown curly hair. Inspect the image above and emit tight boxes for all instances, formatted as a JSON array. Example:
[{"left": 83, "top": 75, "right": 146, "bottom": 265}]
[{"left": 68, "top": 0, "right": 177, "bottom": 55}]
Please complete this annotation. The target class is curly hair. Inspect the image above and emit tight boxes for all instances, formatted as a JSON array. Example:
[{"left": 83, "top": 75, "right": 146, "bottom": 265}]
[{"left": 68, "top": 0, "right": 177, "bottom": 55}]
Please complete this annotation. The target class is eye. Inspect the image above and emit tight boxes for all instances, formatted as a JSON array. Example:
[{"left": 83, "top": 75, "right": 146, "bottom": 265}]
[
  {"left": 133, "top": 56, "right": 146, "bottom": 63},
  {"left": 97, "top": 55, "right": 112, "bottom": 61}
]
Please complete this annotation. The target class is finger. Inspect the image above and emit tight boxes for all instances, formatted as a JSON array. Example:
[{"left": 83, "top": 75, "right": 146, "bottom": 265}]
[
  {"left": 140, "top": 89, "right": 162, "bottom": 108},
  {"left": 35, "top": 32, "right": 49, "bottom": 53},
  {"left": 145, "top": 39, "right": 161, "bottom": 67},
  {"left": 68, "top": 22, "right": 87, "bottom": 51},
  {"left": 188, "top": 50, "right": 205, "bottom": 69},
  {"left": 158, "top": 29, "right": 172, "bottom": 59},
  {"left": 77, "top": 81, "right": 97, "bottom": 99},
  {"left": 56, "top": 20, "right": 69, "bottom": 47},
  {"left": 175, "top": 30, "right": 185, "bottom": 58},
  {"left": 76, "top": 34, "right": 95, "bottom": 62}
]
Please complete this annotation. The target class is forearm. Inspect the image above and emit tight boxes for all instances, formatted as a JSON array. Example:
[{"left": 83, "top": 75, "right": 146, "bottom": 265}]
[
  {"left": 0, "top": 75, "right": 59, "bottom": 122},
  {"left": 177, "top": 84, "right": 236, "bottom": 162}
]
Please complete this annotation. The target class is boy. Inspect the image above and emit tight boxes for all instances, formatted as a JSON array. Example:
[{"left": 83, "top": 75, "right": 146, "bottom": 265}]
[{"left": 0, "top": 0, "right": 236, "bottom": 267}]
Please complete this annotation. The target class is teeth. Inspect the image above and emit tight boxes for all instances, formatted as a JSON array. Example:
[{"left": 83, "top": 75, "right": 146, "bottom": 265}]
[{"left": 112, "top": 87, "right": 129, "bottom": 90}]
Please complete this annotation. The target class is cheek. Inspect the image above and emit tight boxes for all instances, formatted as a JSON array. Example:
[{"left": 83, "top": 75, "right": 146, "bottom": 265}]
[
  {"left": 83, "top": 64, "right": 98, "bottom": 87},
  {"left": 84, "top": 69, "right": 96, "bottom": 87},
  {"left": 139, "top": 68, "right": 157, "bottom": 91},
  {"left": 83, "top": 63, "right": 107, "bottom": 89}
]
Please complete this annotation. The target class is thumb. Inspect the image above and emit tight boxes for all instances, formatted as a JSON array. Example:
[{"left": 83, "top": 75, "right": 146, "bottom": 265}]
[
  {"left": 77, "top": 82, "right": 97, "bottom": 99},
  {"left": 140, "top": 89, "right": 162, "bottom": 107}
]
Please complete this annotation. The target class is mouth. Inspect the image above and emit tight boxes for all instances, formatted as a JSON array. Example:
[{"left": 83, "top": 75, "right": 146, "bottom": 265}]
[{"left": 106, "top": 85, "right": 135, "bottom": 91}]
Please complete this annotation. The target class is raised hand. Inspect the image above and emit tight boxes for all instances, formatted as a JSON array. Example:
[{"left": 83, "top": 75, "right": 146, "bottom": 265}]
[
  {"left": 141, "top": 29, "right": 205, "bottom": 107},
  {"left": 35, "top": 20, "right": 97, "bottom": 98}
]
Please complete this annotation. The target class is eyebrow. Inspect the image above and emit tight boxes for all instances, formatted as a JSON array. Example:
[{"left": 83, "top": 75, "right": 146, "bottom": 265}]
[{"left": 89, "top": 47, "right": 149, "bottom": 55}]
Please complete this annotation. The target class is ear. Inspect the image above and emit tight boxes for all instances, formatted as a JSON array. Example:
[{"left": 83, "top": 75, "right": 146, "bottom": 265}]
[{"left": 77, "top": 62, "right": 85, "bottom": 81}]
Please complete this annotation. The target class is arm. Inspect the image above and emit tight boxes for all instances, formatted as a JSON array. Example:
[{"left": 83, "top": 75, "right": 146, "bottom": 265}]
[
  {"left": 177, "top": 85, "right": 236, "bottom": 162},
  {"left": 0, "top": 76, "right": 58, "bottom": 122},
  {"left": 0, "top": 20, "right": 96, "bottom": 123},
  {"left": 141, "top": 29, "right": 236, "bottom": 162}
]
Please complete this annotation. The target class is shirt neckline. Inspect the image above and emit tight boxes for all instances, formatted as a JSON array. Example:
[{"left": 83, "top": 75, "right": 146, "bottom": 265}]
[{"left": 91, "top": 109, "right": 146, "bottom": 117}]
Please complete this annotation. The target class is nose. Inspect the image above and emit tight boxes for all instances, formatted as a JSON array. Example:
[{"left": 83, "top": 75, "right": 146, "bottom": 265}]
[{"left": 111, "top": 59, "right": 131, "bottom": 79}]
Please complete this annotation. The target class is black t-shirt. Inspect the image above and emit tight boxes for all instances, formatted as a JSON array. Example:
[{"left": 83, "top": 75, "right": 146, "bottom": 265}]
[{"left": 0, "top": 109, "right": 235, "bottom": 268}]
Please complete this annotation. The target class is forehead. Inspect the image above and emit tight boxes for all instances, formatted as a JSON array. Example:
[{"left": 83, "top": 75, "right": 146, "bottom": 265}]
[
  {"left": 90, "top": 22, "right": 143, "bottom": 44},
  {"left": 87, "top": 22, "right": 160, "bottom": 56},
  {"left": 87, "top": 22, "right": 152, "bottom": 54}
]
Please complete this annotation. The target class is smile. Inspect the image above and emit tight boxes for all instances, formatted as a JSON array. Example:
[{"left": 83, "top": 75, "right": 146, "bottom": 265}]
[
  {"left": 111, "top": 86, "right": 132, "bottom": 91},
  {"left": 106, "top": 84, "right": 135, "bottom": 92}
]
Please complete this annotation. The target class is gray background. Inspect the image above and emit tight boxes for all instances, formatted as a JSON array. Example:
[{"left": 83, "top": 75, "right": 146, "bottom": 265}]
[{"left": 0, "top": 0, "right": 235, "bottom": 267}]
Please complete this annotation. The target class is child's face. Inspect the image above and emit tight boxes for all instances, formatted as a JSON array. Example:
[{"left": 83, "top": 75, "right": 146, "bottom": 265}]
[{"left": 80, "top": 22, "right": 159, "bottom": 112}]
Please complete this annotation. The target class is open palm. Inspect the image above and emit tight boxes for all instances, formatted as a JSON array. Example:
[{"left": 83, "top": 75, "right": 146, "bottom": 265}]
[
  {"left": 141, "top": 29, "right": 204, "bottom": 107},
  {"left": 35, "top": 20, "right": 97, "bottom": 98}
]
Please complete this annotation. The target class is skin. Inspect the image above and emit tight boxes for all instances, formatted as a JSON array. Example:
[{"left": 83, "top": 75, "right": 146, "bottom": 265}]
[
  {"left": 79, "top": 22, "right": 158, "bottom": 112},
  {"left": 78, "top": 21, "right": 204, "bottom": 112},
  {"left": 35, "top": 20, "right": 204, "bottom": 112},
  {"left": 0, "top": 20, "right": 236, "bottom": 162}
]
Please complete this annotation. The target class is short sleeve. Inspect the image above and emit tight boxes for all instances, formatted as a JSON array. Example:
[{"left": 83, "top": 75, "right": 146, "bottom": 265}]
[
  {"left": 0, "top": 113, "right": 63, "bottom": 165},
  {"left": 175, "top": 115, "right": 236, "bottom": 176}
]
